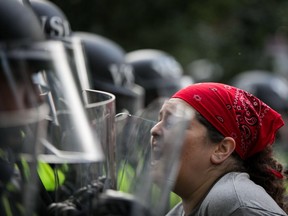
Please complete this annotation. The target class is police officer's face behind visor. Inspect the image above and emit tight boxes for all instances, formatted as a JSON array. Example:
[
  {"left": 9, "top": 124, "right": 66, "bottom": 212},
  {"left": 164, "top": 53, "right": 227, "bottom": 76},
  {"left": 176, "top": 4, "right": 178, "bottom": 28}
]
[
  {"left": 0, "top": 71, "right": 42, "bottom": 111},
  {"left": 0, "top": 68, "right": 44, "bottom": 154}
]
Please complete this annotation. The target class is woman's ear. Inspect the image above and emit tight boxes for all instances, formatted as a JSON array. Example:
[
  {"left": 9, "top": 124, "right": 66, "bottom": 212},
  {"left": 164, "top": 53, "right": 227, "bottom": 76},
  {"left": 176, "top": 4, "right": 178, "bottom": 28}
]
[{"left": 210, "top": 137, "right": 236, "bottom": 164}]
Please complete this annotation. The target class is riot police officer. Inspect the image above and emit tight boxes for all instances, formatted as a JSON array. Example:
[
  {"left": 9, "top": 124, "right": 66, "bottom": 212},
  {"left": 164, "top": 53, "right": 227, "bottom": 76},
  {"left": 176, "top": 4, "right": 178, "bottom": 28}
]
[
  {"left": 0, "top": 1, "right": 48, "bottom": 215},
  {"left": 29, "top": 0, "right": 92, "bottom": 93},
  {"left": 0, "top": 1, "right": 105, "bottom": 216}
]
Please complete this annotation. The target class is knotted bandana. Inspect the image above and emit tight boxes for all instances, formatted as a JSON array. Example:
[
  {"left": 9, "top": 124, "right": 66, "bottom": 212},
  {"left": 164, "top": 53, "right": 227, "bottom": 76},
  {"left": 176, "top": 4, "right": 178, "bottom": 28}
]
[{"left": 172, "top": 82, "right": 284, "bottom": 159}]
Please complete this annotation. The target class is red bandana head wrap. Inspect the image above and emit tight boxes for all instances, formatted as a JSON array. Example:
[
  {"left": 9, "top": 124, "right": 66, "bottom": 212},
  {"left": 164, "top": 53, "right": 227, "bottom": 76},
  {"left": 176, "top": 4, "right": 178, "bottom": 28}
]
[{"left": 172, "top": 82, "right": 284, "bottom": 159}]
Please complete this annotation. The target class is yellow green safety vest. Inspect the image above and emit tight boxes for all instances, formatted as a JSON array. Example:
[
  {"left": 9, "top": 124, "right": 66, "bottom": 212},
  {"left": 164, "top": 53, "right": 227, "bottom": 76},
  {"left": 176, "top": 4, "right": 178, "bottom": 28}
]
[{"left": 37, "top": 162, "right": 67, "bottom": 191}]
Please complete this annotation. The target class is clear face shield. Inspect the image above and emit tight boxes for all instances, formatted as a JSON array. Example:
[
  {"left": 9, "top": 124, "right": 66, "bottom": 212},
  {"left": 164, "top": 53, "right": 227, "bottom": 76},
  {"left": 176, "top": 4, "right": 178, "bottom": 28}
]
[
  {"left": 83, "top": 89, "right": 116, "bottom": 189},
  {"left": 46, "top": 91, "right": 122, "bottom": 216},
  {"left": 31, "top": 41, "right": 103, "bottom": 164},
  {"left": 61, "top": 36, "right": 93, "bottom": 92},
  {"left": 22, "top": 41, "right": 106, "bottom": 207},
  {"left": 114, "top": 101, "right": 193, "bottom": 216}
]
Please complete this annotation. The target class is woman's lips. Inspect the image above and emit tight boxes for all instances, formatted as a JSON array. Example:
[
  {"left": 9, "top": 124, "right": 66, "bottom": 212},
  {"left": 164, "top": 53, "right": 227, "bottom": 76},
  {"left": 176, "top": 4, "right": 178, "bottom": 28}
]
[{"left": 151, "top": 145, "right": 163, "bottom": 165}]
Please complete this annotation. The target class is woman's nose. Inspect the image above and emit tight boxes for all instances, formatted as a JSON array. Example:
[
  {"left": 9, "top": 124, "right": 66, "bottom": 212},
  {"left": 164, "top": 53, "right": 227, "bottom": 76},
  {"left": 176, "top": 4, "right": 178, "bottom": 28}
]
[{"left": 150, "top": 121, "right": 162, "bottom": 137}]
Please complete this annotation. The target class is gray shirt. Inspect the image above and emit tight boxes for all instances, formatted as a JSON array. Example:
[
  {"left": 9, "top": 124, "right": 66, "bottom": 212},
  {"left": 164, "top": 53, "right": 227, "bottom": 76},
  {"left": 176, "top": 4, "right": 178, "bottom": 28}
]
[{"left": 166, "top": 172, "right": 287, "bottom": 216}]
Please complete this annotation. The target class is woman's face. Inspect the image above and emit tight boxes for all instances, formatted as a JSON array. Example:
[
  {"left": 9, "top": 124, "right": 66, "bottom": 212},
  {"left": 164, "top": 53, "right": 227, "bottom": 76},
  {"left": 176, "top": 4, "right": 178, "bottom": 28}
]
[{"left": 150, "top": 98, "right": 216, "bottom": 197}]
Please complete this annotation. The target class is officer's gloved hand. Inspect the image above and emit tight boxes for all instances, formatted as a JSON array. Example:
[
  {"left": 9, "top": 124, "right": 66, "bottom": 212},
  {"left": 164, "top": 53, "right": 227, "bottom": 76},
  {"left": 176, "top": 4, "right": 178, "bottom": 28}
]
[
  {"left": 91, "top": 189, "right": 153, "bottom": 216},
  {"left": 47, "top": 179, "right": 105, "bottom": 216},
  {"left": 47, "top": 182, "right": 153, "bottom": 216}
]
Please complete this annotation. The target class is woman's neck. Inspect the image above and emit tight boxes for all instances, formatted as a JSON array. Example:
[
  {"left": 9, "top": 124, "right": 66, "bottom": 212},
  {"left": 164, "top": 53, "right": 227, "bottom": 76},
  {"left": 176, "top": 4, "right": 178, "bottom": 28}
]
[{"left": 181, "top": 171, "right": 225, "bottom": 215}]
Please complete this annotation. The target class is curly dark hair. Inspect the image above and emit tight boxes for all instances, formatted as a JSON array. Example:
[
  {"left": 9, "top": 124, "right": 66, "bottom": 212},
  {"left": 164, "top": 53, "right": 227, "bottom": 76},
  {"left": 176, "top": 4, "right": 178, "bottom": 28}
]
[
  {"left": 196, "top": 112, "right": 288, "bottom": 213},
  {"left": 243, "top": 146, "right": 287, "bottom": 211}
]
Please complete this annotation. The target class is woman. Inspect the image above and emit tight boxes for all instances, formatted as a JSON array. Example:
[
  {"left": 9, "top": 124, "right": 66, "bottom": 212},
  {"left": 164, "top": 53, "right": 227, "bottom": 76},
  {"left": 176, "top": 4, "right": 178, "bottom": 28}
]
[{"left": 151, "top": 82, "right": 288, "bottom": 215}]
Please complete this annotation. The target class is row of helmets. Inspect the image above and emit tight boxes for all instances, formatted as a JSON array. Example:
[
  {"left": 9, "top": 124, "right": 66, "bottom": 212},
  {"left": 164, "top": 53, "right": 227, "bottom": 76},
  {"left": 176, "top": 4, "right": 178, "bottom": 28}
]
[
  {"left": 0, "top": 0, "right": 194, "bottom": 216},
  {"left": 29, "top": 0, "right": 288, "bottom": 118},
  {"left": 29, "top": 0, "right": 288, "bottom": 156},
  {"left": 28, "top": 0, "right": 194, "bottom": 115}
]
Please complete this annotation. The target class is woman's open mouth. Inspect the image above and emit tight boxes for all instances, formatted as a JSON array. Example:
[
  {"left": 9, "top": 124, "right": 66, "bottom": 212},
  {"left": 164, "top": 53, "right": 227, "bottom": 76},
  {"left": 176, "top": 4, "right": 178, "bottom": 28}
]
[{"left": 151, "top": 145, "right": 163, "bottom": 166}]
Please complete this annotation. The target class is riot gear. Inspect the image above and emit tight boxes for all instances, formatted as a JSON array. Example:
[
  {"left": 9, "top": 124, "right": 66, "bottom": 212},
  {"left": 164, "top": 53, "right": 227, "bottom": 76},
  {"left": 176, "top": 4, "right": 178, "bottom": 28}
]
[
  {"left": 0, "top": 2, "right": 106, "bottom": 215},
  {"left": 0, "top": 1, "right": 49, "bottom": 215},
  {"left": 29, "top": 0, "right": 120, "bottom": 208},
  {"left": 125, "top": 49, "right": 188, "bottom": 107},
  {"left": 27, "top": 0, "right": 104, "bottom": 165},
  {"left": 73, "top": 32, "right": 145, "bottom": 114},
  {"left": 33, "top": 42, "right": 104, "bottom": 164},
  {"left": 82, "top": 90, "right": 117, "bottom": 190},
  {"left": 0, "top": 38, "right": 105, "bottom": 215},
  {"left": 0, "top": 0, "right": 44, "bottom": 41},
  {"left": 29, "top": 0, "right": 92, "bottom": 92}
]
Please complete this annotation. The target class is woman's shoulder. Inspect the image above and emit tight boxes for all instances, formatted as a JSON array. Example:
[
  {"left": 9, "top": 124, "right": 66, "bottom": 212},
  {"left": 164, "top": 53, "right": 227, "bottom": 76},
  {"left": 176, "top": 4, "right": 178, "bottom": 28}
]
[
  {"left": 202, "top": 172, "right": 286, "bottom": 215},
  {"left": 210, "top": 172, "right": 270, "bottom": 202}
]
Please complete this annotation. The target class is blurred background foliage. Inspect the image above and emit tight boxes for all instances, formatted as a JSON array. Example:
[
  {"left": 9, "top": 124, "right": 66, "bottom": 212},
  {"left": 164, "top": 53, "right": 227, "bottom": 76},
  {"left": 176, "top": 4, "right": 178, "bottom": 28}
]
[{"left": 51, "top": 0, "right": 288, "bottom": 82}]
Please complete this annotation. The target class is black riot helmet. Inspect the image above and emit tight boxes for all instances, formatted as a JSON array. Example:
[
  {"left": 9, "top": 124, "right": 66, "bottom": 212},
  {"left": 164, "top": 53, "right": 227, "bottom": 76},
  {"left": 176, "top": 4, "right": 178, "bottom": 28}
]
[
  {"left": 29, "top": 0, "right": 71, "bottom": 39},
  {"left": 0, "top": 0, "right": 104, "bottom": 164},
  {"left": 230, "top": 70, "right": 288, "bottom": 112},
  {"left": 125, "top": 49, "right": 186, "bottom": 107},
  {"left": 73, "top": 31, "right": 145, "bottom": 114},
  {"left": 0, "top": 0, "right": 46, "bottom": 123},
  {"left": 30, "top": 0, "right": 93, "bottom": 92},
  {"left": 0, "top": 0, "right": 44, "bottom": 42}
]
